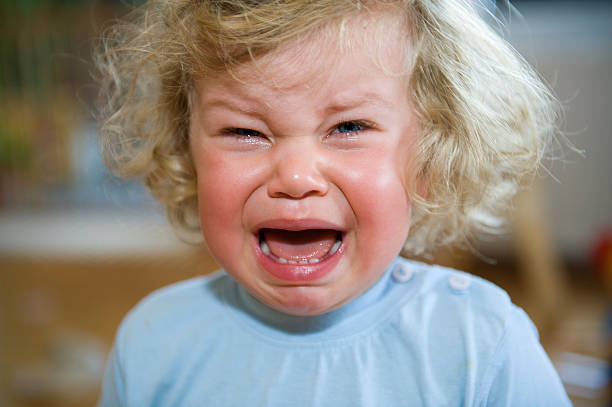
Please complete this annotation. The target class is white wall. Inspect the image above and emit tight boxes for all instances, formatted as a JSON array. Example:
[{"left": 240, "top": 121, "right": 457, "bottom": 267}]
[{"left": 507, "top": 2, "right": 612, "bottom": 261}]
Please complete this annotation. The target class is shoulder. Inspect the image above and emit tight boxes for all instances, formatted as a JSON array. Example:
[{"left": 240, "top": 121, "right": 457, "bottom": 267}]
[
  {"left": 389, "top": 260, "right": 517, "bottom": 385},
  {"left": 398, "top": 259, "right": 514, "bottom": 328},
  {"left": 388, "top": 259, "right": 516, "bottom": 354},
  {"left": 392, "top": 259, "right": 569, "bottom": 405},
  {"left": 474, "top": 302, "right": 571, "bottom": 405},
  {"left": 128, "top": 269, "right": 227, "bottom": 310},
  {"left": 124, "top": 270, "right": 227, "bottom": 321},
  {"left": 114, "top": 270, "right": 231, "bottom": 353},
  {"left": 102, "top": 271, "right": 243, "bottom": 406}
]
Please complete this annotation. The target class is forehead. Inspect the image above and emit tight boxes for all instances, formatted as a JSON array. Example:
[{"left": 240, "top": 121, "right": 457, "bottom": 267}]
[{"left": 198, "top": 9, "right": 412, "bottom": 94}]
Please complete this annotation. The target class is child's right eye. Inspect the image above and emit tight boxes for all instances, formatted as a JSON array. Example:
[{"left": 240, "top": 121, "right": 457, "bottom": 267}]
[{"left": 222, "top": 128, "right": 266, "bottom": 139}]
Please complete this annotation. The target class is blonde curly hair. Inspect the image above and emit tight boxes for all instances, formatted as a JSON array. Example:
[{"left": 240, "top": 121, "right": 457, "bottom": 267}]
[{"left": 96, "top": 0, "right": 557, "bottom": 255}]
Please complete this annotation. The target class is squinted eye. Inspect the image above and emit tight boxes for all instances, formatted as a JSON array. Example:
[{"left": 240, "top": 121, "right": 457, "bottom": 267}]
[
  {"left": 330, "top": 120, "right": 374, "bottom": 137},
  {"left": 336, "top": 121, "right": 365, "bottom": 133},
  {"left": 226, "top": 128, "right": 265, "bottom": 138}
]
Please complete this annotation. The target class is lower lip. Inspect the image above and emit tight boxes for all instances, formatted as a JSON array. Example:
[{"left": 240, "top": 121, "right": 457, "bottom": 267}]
[{"left": 254, "top": 237, "right": 345, "bottom": 282}]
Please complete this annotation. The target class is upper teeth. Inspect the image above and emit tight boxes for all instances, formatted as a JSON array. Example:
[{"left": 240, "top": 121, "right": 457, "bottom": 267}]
[
  {"left": 260, "top": 240, "right": 271, "bottom": 256},
  {"left": 259, "top": 237, "right": 341, "bottom": 264}
]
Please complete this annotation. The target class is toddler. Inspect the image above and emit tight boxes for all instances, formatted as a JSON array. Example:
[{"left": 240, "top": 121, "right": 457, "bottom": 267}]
[{"left": 97, "top": 0, "right": 571, "bottom": 405}]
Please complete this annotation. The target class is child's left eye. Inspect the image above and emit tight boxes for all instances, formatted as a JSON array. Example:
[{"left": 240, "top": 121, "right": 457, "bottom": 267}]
[{"left": 330, "top": 120, "right": 372, "bottom": 136}]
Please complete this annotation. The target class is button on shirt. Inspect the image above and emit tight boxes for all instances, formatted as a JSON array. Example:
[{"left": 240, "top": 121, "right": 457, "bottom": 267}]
[{"left": 99, "top": 258, "right": 571, "bottom": 407}]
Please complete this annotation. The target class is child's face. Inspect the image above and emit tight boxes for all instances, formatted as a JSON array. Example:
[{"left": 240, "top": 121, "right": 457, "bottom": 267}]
[{"left": 190, "top": 16, "right": 418, "bottom": 316}]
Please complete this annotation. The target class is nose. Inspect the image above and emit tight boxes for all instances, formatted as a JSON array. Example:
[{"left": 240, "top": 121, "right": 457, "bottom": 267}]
[{"left": 267, "top": 143, "right": 329, "bottom": 199}]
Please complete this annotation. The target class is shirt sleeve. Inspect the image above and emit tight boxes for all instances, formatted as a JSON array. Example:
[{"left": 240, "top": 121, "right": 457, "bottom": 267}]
[
  {"left": 476, "top": 306, "right": 573, "bottom": 406},
  {"left": 97, "top": 344, "right": 126, "bottom": 407}
]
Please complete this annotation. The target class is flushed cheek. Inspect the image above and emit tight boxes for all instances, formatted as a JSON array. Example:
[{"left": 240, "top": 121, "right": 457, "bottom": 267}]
[
  {"left": 197, "top": 149, "right": 267, "bottom": 211},
  {"left": 355, "top": 183, "right": 411, "bottom": 259},
  {"left": 330, "top": 158, "right": 411, "bottom": 263},
  {"left": 194, "top": 151, "right": 267, "bottom": 260},
  {"left": 360, "top": 172, "right": 410, "bottom": 228}
]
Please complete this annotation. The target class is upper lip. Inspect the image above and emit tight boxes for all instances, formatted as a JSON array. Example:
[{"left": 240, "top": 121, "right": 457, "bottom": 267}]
[{"left": 252, "top": 218, "right": 345, "bottom": 233}]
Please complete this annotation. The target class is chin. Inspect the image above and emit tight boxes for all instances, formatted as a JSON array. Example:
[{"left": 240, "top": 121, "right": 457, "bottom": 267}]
[{"left": 266, "top": 285, "right": 343, "bottom": 316}]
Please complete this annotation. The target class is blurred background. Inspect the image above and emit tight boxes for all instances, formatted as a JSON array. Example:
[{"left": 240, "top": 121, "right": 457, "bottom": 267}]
[{"left": 0, "top": 0, "right": 610, "bottom": 405}]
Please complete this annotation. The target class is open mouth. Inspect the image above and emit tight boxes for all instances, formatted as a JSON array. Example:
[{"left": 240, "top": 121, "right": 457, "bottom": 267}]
[{"left": 258, "top": 228, "right": 342, "bottom": 265}]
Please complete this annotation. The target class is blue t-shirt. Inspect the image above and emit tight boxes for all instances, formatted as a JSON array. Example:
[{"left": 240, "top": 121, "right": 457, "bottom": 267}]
[{"left": 99, "top": 258, "right": 571, "bottom": 406}]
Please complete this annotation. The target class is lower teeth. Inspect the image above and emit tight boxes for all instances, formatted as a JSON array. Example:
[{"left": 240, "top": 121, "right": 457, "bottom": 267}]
[
  {"left": 330, "top": 240, "right": 341, "bottom": 254},
  {"left": 259, "top": 236, "right": 341, "bottom": 264}
]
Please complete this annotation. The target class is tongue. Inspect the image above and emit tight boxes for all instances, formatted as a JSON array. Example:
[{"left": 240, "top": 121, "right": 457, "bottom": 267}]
[{"left": 262, "top": 229, "right": 338, "bottom": 260}]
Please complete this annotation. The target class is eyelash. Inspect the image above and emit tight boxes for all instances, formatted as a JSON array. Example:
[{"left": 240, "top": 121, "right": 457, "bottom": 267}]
[
  {"left": 329, "top": 120, "right": 373, "bottom": 137},
  {"left": 221, "top": 120, "right": 374, "bottom": 140},
  {"left": 221, "top": 128, "right": 266, "bottom": 139}
]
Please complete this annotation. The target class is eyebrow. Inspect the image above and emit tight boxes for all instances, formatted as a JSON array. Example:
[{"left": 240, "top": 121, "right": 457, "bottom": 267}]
[
  {"left": 322, "top": 93, "right": 395, "bottom": 115},
  {"left": 201, "top": 98, "right": 265, "bottom": 118},
  {"left": 201, "top": 92, "right": 395, "bottom": 117}
]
